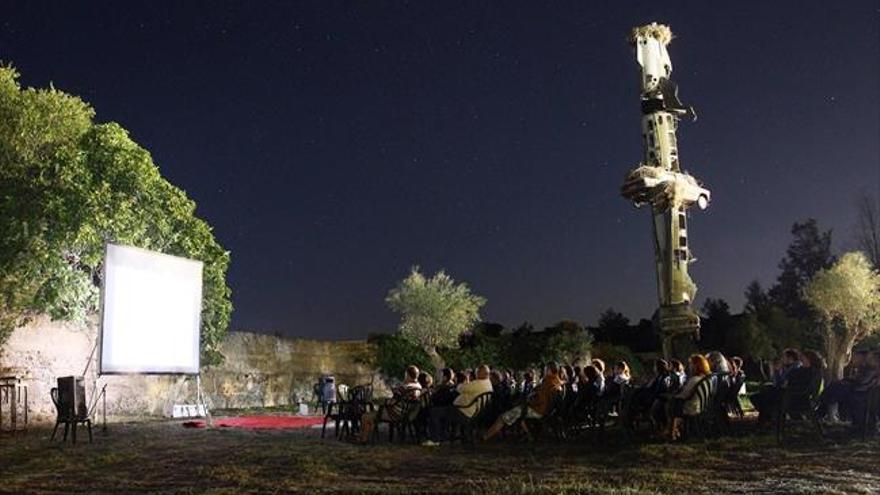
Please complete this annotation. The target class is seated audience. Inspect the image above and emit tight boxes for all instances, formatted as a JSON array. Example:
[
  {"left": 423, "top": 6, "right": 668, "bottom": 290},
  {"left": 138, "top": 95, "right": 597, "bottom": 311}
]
[
  {"left": 562, "top": 365, "right": 575, "bottom": 385},
  {"left": 490, "top": 370, "right": 513, "bottom": 412},
  {"left": 729, "top": 356, "right": 746, "bottom": 395},
  {"left": 844, "top": 350, "right": 869, "bottom": 381},
  {"left": 603, "top": 361, "right": 632, "bottom": 402},
  {"left": 502, "top": 369, "right": 516, "bottom": 392},
  {"left": 357, "top": 365, "right": 422, "bottom": 443},
  {"left": 669, "top": 359, "right": 686, "bottom": 391},
  {"left": 706, "top": 351, "right": 733, "bottom": 398},
  {"left": 418, "top": 371, "right": 434, "bottom": 392},
  {"left": 818, "top": 349, "right": 880, "bottom": 424},
  {"left": 512, "top": 371, "right": 523, "bottom": 395},
  {"left": 794, "top": 350, "right": 825, "bottom": 388},
  {"left": 579, "top": 364, "right": 605, "bottom": 404},
  {"left": 751, "top": 348, "right": 802, "bottom": 422},
  {"left": 590, "top": 359, "right": 607, "bottom": 391},
  {"left": 768, "top": 357, "right": 783, "bottom": 386},
  {"left": 707, "top": 351, "right": 731, "bottom": 375},
  {"left": 431, "top": 368, "right": 458, "bottom": 407},
  {"left": 628, "top": 359, "right": 671, "bottom": 423},
  {"left": 666, "top": 354, "right": 712, "bottom": 440},
  {"left": 767, "top": 349, "right": 824, "bottom": 417},
  {"left": 423, "top": 364, "right": 493, "bottom": 445},
  {"left": 483, "top": 362, "right": 565, "bottom": 440},
  {"left": 521, "top": 370, "right": 536, "bottom": 397}
]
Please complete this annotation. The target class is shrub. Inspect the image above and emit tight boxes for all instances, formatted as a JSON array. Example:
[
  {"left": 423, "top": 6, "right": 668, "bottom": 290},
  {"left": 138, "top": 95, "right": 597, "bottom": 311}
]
[
  {"left": 366, "top": 332, "right": 434, "bottom": 381},
  {"left": 591, "top": 342, "right": 645, "bottom": 378}
]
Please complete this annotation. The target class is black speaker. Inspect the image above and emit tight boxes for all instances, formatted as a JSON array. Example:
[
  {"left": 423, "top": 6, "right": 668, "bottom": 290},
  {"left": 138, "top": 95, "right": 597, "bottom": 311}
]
[{"left": 57, "top": 376, "right": 88, "bottom": 419}]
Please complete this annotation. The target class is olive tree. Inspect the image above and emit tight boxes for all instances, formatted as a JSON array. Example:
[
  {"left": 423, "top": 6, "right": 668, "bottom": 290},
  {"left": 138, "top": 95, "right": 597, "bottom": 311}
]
[
  {"left": 385, "top": 267, "right": 485, "bottom": 371},
  {"left": 804, "top": 252, "right": 880, "bottom": 380},
  {"left": 856, "top": 194, "right": 880, "bottom": 270},
  {"left": 0, "top": 66, "right": 232, "bottom": 363}
]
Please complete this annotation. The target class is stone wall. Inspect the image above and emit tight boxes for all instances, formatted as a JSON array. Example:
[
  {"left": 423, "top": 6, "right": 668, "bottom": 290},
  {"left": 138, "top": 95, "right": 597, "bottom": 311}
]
[{"left": 0, "top": 316, "right": 383, "bottom": 423}]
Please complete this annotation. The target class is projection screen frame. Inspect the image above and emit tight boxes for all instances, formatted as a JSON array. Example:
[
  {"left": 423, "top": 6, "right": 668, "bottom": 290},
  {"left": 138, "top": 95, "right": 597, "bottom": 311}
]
[{"left": 98, "top": 243, "right": 204, "bottom": 376}]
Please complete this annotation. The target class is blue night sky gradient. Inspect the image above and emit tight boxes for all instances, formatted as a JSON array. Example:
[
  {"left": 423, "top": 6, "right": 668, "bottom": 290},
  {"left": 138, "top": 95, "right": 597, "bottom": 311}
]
[{"left": 2, "top": 1, "right": 878, "bottom": 339}]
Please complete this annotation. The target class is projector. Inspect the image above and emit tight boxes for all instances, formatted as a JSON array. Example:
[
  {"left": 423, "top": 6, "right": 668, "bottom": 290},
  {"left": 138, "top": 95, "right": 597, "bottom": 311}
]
[{"left": 171, "top": 404, "right": 208, "bottom": 418}]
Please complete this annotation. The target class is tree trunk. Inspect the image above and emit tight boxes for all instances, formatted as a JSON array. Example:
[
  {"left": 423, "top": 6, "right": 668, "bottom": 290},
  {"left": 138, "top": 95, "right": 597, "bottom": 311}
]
[
  {"left": 426, "top": 346, "right": 445, "bottom": 374},
  {"left": 823, "top": 333, "right": 854, "bottom": 382}
]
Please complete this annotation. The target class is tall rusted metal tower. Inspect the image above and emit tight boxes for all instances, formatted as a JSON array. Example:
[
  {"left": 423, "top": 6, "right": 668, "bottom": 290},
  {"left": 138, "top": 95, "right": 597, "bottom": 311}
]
[{"left": 621, "top": 23, "right": 711, "bottom": 359}]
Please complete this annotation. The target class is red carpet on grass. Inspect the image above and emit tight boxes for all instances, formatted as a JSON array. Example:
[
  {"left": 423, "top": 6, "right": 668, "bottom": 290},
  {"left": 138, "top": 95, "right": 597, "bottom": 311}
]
[{"left": 182, "top": 415, "right": 324, "bottom": 430}]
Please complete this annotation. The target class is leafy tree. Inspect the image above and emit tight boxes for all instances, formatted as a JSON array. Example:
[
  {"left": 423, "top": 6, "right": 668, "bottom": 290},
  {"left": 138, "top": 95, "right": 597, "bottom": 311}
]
[
  {"left": 855, "top": 194, "right": 880, "bottom": 270},
  {"left": 458, "top": 321, "right": 504, "bottom": 347},
  {"left": 699, "top": 298, "right": 732, "bottom": 351},
  {"left": 743, "top": 280, "right": 771, "bottom": 314},
  {"left": 507, "top": 322, "right": 541, "bottom": 370},
  {"left": 743, "top": 281, "right": 819, "bottom": 356},
  {"left": 594, "top": 308, "right": 630, "bottom": 343},
  {"left": 593, "top": 309, "right": 658, "bottom": 352},
  {"left": 768, "top": 219, "right": 834, "bottom": 318},
  {"left": 366, "top": 332, "right": 434, "bottom": 380},
  {"left": 591, "top": 342, "right": 645, "bottom": 377},
  {"left": 761, "top": 306, "right": 820, "bottom": 353},
  {"left": 385, "top": 266, "right": 485, "bottom": 371},
  {"left": 541, "top": 320, "right": 593, "bottom": 365},
  {"left": 597, "top": 308, "right": 630, "bottom": 330},
  {"left": 630, "top": 318, "right": 660, "bottom": 353},
  {"left": 445, "top": 321, "right": 509, "bottom": 371},
  {"left": 442, "top": 338, "right": 506, "bottom": 373},
  {"left": 0, "top": 67, "right": 231, "bottom": 363},
  {"left": 804, "top": 252, "right": 880, "bottom": 380},
  {"left": 724, "top": 313, "right": 775, "bottom": 360}
]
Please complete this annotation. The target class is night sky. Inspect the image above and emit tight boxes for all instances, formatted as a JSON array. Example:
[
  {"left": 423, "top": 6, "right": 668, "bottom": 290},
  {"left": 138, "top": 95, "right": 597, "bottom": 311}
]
[{"left": 3, "top": 2, "right": 878, "bottom": 339}]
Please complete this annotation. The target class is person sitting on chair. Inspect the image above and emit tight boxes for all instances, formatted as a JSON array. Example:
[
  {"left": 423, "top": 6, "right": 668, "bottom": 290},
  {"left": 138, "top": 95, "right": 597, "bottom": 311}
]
[
  {"left": 576, "top": 364, "right": 605, "bottom": 413},
  {"left": 669, "top": 359, "right": 686, "bottom": 392},
  {"left": 751, "top": 348, "right": 802, "bottom": 422},
  {"left": 782, "top": 349, "right": 824, "bottom": 402},
  {"left": 730, "top": 356, "right": 746, "bottom": 393},
  {"left": 357, "top": 365, "right": 422, "bottom": 443},
  {"left": 422, "top": 364, "right": 493, "bottom": 446},
  {"left": 707, "top": 351, "right": 730, "bottom": 375},
  {"left": 483, "top": 362, "right": 565, "bottom": 441},
  {"left": 604, "top": 361, "right": 632, "bottom": 402},
  {"left": 431, "top": 368, "right": 458, "bottom": 407},
  {"left": 490, "top": 370, "right": 514, "bottom": 412},
  {"left": 627, "top": 359, "right": 671, "bottom": 425},
  {"left": 418, "top": 372, "right": 434, "bottom": 392},
  {"left": 818, "top": 350, "right": 880, "bottom": 424},
  {"left": 521, "top": 370, "right": 536, "bottom": 397},
  {"left": 666, "top": 354, "right": 712, "bottom": 441}
]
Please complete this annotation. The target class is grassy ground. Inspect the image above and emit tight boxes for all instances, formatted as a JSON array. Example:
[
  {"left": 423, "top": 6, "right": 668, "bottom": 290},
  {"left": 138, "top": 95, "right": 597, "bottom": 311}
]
[{"left": 0, "top": 416, "right": 878, "bottom": 494}]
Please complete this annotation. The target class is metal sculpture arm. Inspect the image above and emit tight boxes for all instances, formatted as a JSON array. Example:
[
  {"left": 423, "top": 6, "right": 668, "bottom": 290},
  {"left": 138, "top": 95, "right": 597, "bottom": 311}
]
[{"left": 620, "top": 23, "right": 711, "bottom": 359}]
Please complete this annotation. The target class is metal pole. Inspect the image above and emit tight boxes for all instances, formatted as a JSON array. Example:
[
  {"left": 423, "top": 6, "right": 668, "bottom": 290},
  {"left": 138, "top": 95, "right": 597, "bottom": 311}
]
[
  {"left": 102, "top": 384, "right": 107, "bottom": 433},
  {"left": 82, "top": 339, "right": 99, "bottom": 377},
  {"left": 197, "top": 374, "right": 212, "bottom": 427}
]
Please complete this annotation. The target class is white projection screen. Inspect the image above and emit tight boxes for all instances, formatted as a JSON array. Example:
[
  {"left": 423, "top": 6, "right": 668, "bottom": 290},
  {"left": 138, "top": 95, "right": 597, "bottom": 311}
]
[{"left": 99, "top": 244, "right": 204, "bottom": 375}]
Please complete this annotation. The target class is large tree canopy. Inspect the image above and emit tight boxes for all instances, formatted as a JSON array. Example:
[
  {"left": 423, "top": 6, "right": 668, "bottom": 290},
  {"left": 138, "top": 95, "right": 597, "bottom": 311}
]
[
  {"left": 385, "top": 266, "right": 485, "bottom": 370},
  {"left": 805, "top": 251, "right": 880, "bottom": 380},
  {"left": 0, "top": 67, "right": 232, "bottom": 364},
  {"left": 768, "top": 219, "right": 834, "bottom": 318}
]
